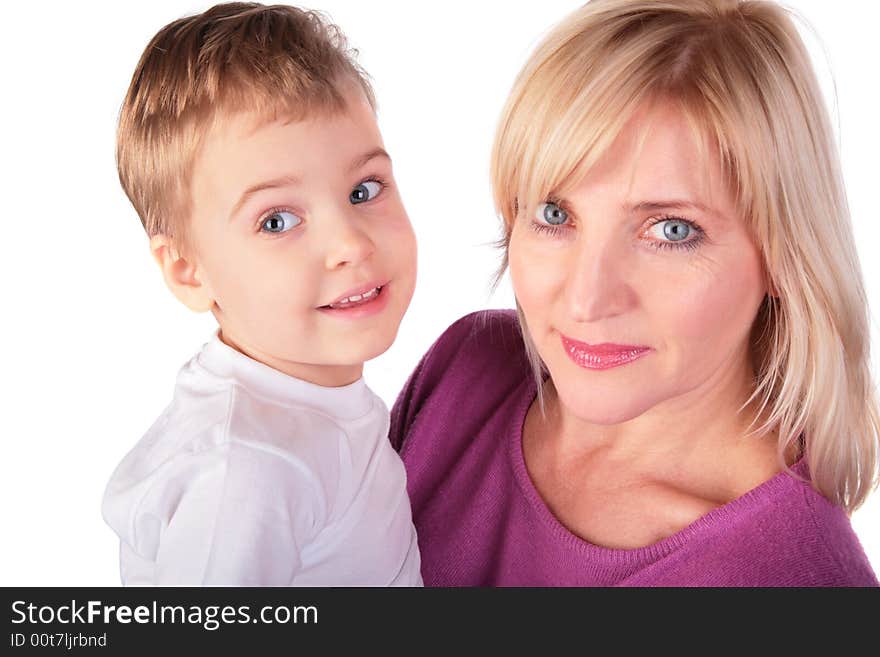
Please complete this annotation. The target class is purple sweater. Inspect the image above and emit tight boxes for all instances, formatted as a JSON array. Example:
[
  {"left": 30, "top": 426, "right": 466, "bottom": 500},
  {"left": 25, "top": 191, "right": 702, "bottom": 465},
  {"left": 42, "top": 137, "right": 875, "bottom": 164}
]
[{"left": 390, "top": 310, "right": 878, "bottom": 586}]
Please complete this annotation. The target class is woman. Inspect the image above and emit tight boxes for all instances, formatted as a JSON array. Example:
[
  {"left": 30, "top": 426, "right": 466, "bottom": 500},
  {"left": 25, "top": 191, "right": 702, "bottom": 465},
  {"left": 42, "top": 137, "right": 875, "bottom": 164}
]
[{"left": 390, "top": 0, "right": 879, "bottom": 585}]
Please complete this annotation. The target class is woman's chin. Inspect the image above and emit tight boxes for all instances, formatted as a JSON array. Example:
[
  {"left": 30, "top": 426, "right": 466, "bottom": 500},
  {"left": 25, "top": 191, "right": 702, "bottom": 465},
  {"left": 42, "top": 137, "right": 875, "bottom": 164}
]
[{"left": 553, "top": 386, "right": 656, "bottom": 427}]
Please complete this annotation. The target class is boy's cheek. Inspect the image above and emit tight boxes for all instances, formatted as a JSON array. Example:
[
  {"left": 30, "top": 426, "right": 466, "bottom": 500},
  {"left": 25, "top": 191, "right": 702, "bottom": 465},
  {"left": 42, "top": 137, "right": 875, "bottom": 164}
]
[
  {"left": 392, "top": 215, "right": 418, "bottom": 263},
  {"left": 370, "top": 213, "right": 416, "bottom": 273}
]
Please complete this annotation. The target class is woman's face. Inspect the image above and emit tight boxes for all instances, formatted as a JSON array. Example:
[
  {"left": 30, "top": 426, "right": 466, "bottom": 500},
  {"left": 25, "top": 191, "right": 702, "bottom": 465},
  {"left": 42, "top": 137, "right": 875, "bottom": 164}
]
[{"left": 508, "top": 104, "right": 768, "bottom": 425}]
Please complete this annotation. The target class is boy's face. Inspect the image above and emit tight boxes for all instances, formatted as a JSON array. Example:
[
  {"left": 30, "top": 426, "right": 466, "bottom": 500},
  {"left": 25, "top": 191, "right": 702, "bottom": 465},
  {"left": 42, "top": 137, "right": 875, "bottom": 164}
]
[{"left": 184, "top": 87, "right": 417, "bottom": 386}]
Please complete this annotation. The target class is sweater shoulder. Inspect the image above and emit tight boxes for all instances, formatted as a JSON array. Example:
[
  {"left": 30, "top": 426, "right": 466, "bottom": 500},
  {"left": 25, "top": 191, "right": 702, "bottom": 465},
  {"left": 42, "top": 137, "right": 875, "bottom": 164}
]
[
  {"left": 792, "top": 481, "right": 879, "bottom": 586},
  {"left": 389, "top": 310, "right": 531, "bottom": 453},
  {"left": 696, "top": 471, "right": 879, "bottom": 587},
  {"left": 420, "top": 309, "right": 528, "bottom": 378}
]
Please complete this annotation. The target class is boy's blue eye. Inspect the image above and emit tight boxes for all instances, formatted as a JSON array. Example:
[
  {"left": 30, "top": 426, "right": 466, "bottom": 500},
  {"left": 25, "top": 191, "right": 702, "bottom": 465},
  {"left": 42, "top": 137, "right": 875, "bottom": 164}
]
[
  {"left": 350, "top": 180, "right": 383, "bottom": 205},
  {"left": 536, "top": 202, "right": 568, "bottom": 225},
  {"left": 260, "top": 210, "right": 302, "bottom": 233}
]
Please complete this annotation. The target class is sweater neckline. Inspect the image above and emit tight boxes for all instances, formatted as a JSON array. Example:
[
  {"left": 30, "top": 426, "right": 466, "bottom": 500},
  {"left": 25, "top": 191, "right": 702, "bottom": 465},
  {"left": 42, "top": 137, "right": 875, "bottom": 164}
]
[
  {"left": 195, "top": 332, "right": 374, "bottom": 421},
  {"left": 508, "top": 375, "right": 808, "bottom": 567}
]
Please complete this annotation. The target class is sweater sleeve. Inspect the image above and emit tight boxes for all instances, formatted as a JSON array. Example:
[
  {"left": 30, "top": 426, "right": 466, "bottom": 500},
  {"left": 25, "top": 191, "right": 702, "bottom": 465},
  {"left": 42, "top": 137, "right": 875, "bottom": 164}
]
[{"left": 149, "top": 442, "right": 323, "bottom": 586}]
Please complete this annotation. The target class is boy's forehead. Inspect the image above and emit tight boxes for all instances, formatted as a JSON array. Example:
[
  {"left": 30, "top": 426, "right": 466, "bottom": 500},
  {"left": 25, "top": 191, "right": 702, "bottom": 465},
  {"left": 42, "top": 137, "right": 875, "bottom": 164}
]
[
  {"left": 190, "top": 90, "right": 384, "bottom": 209},
  {"left": 206, "top": 84, "right": 376, "bottom": 146},
  {"left": 210, "top": 106, "right": 333, "bottom": 142}
]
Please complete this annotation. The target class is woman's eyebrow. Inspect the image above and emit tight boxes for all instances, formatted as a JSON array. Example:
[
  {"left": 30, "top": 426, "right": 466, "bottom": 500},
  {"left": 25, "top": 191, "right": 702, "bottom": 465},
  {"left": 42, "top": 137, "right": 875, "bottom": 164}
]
[{"left": 629, "top": 199, "right": 726, "bottom": 220}]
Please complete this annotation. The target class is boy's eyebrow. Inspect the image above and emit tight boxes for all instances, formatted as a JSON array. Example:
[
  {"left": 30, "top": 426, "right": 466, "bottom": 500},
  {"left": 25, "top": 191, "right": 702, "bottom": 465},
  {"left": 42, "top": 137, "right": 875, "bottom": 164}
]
[
  {"left": 349, "top": 147, "right": 391, "bottom": 172},
  {"left": 229, "top": 149, "right": 391, "bottom": 219},
  {"left": 231, "top": 175, "right": 300, "bottom": 219}
]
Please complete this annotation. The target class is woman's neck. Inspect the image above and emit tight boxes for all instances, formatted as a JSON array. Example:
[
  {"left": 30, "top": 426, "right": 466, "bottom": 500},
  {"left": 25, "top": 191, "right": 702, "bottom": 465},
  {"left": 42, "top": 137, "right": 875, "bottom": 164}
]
[{"left": 535, "top": 359, "right": 786, "bottom": 495}]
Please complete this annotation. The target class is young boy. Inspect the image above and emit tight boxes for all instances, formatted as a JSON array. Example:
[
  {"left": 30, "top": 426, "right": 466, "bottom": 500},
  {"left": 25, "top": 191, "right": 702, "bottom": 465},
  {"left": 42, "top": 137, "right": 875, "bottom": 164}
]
[{"left": 101, "top": 2, "right": 421, "bottom": 585}]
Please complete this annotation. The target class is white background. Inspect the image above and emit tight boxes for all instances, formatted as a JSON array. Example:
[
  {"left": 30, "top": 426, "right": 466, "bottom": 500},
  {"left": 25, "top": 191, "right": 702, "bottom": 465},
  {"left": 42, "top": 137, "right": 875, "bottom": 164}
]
[{"left": 0, "top": 1, "right": 877, "bottom": 585}]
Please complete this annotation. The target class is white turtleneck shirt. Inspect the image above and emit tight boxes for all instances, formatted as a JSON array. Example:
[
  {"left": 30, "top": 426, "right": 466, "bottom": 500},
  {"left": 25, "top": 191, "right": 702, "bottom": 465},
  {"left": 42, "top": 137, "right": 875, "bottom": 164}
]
[{"left": 102, "top": 335, "right": 422, "bottom": 586}]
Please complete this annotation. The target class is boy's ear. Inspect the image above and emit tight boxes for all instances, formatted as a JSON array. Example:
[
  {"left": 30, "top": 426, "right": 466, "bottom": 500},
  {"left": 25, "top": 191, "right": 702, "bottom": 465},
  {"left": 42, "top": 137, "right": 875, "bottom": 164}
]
[{"left": 149, "top": 235, "right": 215, "bottom": 313}]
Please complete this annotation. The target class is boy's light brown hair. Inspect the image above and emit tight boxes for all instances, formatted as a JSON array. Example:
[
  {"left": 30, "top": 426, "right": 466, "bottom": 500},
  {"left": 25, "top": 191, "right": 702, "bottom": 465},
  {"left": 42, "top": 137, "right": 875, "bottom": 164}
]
[{"left": 117, "top": 2, "right": 375, "bottom": 247}]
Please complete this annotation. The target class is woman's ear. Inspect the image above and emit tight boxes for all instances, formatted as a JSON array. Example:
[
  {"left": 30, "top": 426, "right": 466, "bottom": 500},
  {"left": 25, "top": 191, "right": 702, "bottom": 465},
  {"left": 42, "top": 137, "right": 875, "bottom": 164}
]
[{"left": 149, "top": 235, "right": 215, "bottom": 313}]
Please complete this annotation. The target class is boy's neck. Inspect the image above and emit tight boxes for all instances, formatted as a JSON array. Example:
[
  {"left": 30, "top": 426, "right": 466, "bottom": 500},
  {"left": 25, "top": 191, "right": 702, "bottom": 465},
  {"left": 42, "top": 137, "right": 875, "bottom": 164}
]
[{"left": 218, "top": 330, "right": 364, "bottom": 388}]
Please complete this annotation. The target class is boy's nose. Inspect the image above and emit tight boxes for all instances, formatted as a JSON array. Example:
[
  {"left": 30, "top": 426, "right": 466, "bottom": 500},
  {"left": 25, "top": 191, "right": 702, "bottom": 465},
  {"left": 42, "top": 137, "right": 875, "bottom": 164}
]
[{"left": 324, "top": 217, "right": 376, "bottom": 270}]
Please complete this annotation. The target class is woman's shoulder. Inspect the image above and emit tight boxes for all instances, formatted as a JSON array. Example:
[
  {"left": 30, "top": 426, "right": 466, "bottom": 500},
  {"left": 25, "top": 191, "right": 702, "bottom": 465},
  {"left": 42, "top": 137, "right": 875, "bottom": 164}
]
[
  {"left": 408, "top": 309, "right": 528, "bottom": 389},
  {"left": 389, "top": 309, "right": 532, "bottom": 452},
  {"left": 788, "top": 476, "right": 879, "bottom": 586},
  {"left": 705, "top": 463, "right": 879, "bottom": 586},
  {"left": 427, "top": 308, "right": 525, "bottom": 361}
]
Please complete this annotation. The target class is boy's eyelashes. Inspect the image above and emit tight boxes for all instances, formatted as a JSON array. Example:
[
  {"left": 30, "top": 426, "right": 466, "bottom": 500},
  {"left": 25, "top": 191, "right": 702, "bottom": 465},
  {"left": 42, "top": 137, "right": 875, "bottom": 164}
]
[
  {"left": 253, "top": 175, "right": 391, "bottom": 234},
  {"left": 349, "top": 176, "right": 388, "bottom": 205},
  {"left": 258, "top": 208, "right": 302, "bottom": 234}
]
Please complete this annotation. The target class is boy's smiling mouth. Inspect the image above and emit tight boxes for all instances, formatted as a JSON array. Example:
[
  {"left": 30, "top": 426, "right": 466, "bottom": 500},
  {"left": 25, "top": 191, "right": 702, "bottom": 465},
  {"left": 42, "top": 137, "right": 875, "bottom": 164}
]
[
  {"left": 318, "top": 281, "right": 388, "bottom": 312},
  {"left": 326, "top": 286, "right": 380, "bottom": 308}
]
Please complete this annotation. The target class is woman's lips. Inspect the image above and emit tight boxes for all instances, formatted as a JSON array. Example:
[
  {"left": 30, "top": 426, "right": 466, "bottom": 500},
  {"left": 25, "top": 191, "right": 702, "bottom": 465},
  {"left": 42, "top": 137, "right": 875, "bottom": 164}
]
[{"left": 560, "top": 334, "right": 651, "bottom": 370}]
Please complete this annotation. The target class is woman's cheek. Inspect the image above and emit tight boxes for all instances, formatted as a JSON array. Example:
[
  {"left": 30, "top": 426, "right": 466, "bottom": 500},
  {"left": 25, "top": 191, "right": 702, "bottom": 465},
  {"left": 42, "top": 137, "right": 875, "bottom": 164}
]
[
  {"left": 510, "top": 234, "right": 572, "bottom": 334},
  {"left": 508, "top": 236, "right": 541, "bottom": 311},
  {"left": 658, "top": 255, "right": 765, "bottom": 351}
]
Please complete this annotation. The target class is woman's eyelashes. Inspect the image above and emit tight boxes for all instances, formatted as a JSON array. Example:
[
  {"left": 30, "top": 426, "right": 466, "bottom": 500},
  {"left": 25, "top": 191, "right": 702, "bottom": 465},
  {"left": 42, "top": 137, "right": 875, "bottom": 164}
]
[
  {"left": 642, "top": 215, "right": 704, "bottom": 251},
  {"left": 529, "top": 201, "right": 704, "bottom": 251},
  {"left": 530, "top": 200, "right": 573, "bottom": 237}
]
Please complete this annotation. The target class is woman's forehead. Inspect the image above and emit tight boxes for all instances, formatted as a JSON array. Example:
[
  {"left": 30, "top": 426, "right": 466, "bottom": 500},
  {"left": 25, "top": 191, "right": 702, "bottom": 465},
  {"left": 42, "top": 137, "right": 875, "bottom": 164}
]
[{"left": 560, "top": 103, "right": 732, "bottom": 212}]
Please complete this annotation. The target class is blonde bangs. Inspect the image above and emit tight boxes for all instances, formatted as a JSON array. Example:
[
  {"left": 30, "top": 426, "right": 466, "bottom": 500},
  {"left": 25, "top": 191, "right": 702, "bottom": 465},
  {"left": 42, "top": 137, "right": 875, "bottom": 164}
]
[{"left": 491, "top": 11, "right": 667, "bottom": 235}]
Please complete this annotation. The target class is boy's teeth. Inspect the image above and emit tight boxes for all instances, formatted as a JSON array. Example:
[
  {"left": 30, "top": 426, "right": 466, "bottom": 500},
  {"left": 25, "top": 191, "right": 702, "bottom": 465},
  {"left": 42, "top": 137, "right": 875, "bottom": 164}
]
[{"left": 330, "top": 287, "right": 379, "bottom": 308}]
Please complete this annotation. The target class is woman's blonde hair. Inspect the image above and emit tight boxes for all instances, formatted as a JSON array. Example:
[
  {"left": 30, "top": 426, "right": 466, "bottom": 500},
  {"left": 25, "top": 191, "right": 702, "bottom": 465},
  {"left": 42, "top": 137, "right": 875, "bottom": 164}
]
[{"left": 490, "top": 0, "right": 879, "bottom": 512}]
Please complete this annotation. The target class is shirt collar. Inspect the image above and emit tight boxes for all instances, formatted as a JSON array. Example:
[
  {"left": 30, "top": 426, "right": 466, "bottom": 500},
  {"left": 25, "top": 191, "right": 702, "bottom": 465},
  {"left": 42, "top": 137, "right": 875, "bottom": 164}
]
[{"left": 196, "top": 333, "right": 374, "bottom": 421}]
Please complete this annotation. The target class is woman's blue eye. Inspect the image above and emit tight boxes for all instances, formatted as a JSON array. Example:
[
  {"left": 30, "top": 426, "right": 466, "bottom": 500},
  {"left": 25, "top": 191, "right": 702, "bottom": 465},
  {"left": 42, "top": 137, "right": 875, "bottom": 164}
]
[
  {"left": 350, "top": 180, "right": 382, "bottom": 205},
  {"left": 260, "top": 210, "right": 302, "bottom": 234},
  {"left": 536, "top": 202, "right": 568, "bottom": 225},
  {"left": 648, "top": 219, "right": 692, "bottom": 242}
]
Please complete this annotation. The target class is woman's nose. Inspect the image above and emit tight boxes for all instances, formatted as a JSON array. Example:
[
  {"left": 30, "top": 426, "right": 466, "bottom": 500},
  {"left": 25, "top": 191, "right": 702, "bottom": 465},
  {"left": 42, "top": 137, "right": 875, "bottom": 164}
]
[
  {"left": 564, "top": 238, "right": 637, "bottom": 323},
  {"left": 323, "top": 212, "right": 376, "bottom": 270}
]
